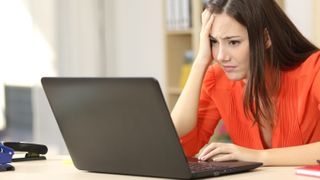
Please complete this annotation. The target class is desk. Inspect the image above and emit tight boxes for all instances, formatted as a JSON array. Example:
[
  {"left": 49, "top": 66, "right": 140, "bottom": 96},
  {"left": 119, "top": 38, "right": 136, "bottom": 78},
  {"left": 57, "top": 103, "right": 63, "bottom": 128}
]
[{"left": 1, "top": 156, "right": 315, "bottom": 179}]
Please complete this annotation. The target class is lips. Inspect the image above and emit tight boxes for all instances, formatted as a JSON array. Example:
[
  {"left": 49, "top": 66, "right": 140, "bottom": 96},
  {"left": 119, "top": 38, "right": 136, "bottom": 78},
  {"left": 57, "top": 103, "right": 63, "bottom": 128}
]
[{"left": 222, "top": 65, "right": 236, "bottom": 72}]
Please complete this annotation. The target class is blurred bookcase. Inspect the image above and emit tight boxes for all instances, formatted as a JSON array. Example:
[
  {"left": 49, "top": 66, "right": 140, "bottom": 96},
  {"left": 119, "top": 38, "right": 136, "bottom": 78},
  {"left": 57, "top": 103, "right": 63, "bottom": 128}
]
[
  {"left": 164, "top": 0, "right": 203, "bottom": 111},
  {"left": 276, "top": 0, "right": 284, "bottom": 8}
]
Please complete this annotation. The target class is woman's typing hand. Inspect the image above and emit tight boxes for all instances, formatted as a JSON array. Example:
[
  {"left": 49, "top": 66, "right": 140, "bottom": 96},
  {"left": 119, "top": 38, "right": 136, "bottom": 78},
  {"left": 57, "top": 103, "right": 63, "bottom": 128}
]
[{"left": 198, "top": 142, "right": 263, "bottom": 163}]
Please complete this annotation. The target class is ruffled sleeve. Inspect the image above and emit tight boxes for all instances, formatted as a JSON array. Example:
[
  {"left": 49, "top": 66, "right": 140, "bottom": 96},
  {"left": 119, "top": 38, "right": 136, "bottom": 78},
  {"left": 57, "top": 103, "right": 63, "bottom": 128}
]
[
  {"left": 312, "top": 59, "right": 320, "bottom": 111},
  {"left": 307, "top": 51, "right": 320, "bottom": 112},
  {"left": 180, "top": 65, "right": 221, "bottom": 157}
]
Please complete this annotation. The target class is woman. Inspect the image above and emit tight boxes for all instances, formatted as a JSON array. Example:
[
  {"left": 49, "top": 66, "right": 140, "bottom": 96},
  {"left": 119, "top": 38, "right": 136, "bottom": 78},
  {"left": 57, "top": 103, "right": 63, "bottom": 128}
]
[{"left": 171, "top": 0, "right": 320, "bottom": 166}]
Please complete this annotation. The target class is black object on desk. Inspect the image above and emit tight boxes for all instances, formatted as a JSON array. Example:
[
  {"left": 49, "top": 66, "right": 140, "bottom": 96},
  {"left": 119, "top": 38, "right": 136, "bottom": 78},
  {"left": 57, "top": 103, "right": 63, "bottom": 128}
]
[
  {"left": 3, "top": 142, "right": 48, "bottom": 162},
  {"left": 0, "top": 163, "right": 15, "bottom": 171},
  {"left": 0, "top": 144, "right": 15, "bottom": 172}
]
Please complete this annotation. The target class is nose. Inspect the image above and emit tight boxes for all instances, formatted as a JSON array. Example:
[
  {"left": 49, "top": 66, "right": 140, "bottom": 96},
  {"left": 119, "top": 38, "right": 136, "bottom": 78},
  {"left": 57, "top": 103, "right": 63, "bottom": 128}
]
[{"left": 215, "top": 45, "right": 229, "bottom": 62}]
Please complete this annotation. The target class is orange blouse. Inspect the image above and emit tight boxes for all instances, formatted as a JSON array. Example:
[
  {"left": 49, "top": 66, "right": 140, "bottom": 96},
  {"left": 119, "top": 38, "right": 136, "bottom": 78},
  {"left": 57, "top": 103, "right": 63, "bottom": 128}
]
[{"left": 180, "top": 51, "right": 320, "bottom": 157}]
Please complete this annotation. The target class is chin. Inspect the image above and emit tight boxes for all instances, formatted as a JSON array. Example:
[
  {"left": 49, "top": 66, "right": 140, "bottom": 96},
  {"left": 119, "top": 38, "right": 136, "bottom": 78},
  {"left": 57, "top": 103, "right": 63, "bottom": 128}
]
[{"left": 225, "top": 73, "right": 246, "bottom": 81}]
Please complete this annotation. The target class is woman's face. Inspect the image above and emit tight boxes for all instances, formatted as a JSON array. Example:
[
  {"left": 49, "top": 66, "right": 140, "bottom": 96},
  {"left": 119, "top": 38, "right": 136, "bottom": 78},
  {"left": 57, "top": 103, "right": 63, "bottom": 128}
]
[{"left": 210, "top": 13, "right": 250, "bottom": 81}]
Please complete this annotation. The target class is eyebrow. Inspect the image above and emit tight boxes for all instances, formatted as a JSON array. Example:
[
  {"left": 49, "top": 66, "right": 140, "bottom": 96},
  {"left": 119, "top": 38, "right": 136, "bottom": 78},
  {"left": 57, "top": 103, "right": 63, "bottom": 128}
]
[{"left": 209, "top": 35, "right": 241, "bottom": 40}]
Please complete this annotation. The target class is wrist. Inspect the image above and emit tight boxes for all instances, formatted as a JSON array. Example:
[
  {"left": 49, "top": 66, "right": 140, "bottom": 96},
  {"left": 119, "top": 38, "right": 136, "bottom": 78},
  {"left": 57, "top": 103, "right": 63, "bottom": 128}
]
[
  {"left": 192, "top": 58, "right": 211, "bottom": 70},
  {"left": 257, "top": 149, "right": 269, "bottom": 166}
]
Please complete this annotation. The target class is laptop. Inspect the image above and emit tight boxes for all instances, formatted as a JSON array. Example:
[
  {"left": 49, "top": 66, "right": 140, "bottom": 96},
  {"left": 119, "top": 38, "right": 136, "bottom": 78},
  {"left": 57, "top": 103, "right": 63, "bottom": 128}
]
[{"left": 41, "top": 77, "right": 262, "bottom": 179}]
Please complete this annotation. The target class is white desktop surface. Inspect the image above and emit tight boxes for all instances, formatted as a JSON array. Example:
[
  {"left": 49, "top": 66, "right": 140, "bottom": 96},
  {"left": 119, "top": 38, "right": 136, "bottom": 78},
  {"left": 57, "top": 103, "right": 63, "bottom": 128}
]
[{"left": 1, "top": 156, "right": 315, "bottom": 180}]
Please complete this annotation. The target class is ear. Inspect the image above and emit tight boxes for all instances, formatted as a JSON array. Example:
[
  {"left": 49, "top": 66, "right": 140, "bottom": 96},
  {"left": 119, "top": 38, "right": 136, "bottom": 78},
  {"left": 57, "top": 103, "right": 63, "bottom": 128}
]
[{"left": 264, "top": 29, "right": 272, "bottom": 49}]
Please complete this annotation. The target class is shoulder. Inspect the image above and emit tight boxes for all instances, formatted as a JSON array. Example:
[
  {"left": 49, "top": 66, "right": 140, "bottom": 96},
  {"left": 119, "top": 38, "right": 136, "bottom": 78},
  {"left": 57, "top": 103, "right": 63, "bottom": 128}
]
[
  {"left": 301, "top": 51, "right": 320, "bottom": 70},
  {"left": 297, "top": 51, "right": 320, "bottom": 74},
  {"left": 306, "top": 51, "right": 320, "bottom": 100},
  {"left": 284, "top": 51, "right": 320, "bottom": 100},
  {"left": 284, "top": 51, "right": 320, "bottom": 78}
]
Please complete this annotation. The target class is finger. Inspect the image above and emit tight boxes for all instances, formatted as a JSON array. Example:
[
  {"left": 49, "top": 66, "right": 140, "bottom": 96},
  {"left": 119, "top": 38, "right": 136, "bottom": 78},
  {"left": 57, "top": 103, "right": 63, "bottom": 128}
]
[
  {"left": 200, "top": 147, "right": 224, "bottom": 161},
  {"left": 201, "top": 15, "right": 214, "bottom": 38},
  {"left": 198, "top": 143, "right": 221, "bottom": 159},
  {"left": 201, "top": 9, "right": 210, "bottom": 20},
  {"left": 203, "top": 15, "right": 215, "bottom": 35},
  {"left": 199, "top": 143, "right": 235, "bottom": 160},
  {"left": 198, "top": 143, "right": 218, "bottom": 158},
  {"left": 213, "top": 153, "right": 236, "bottom": 162},
  {"left": 201, "top": 10, "right": 212, "bottom": 28}
]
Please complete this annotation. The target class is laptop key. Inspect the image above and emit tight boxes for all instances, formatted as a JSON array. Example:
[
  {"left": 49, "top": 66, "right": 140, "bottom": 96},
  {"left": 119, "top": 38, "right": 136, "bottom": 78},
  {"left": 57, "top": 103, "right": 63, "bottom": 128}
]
[{"left": 188, "top": 161, "right": 229, "bottom": 173}]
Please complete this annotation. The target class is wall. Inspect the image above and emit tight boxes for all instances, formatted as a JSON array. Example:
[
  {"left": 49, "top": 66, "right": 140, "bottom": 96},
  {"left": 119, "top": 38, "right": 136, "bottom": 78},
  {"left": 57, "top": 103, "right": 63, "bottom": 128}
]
[
  {"left": 285, "top": 0, "right": 320, "bottom": 47},
  {"left": 313, "top": 0, "right": 320, "bottom": 47},
  {"left": 0, "top": 0, "right": 57, "bottom": 131},
  {"left": 284, "top": 0, "right": 313, "bottom": 40},
  {"left": 56, "top": 0, "right": 106, "bottom": 76},
  {"left": 24, "top": 0, "right": 63, "bottom": 154},
  {"left": 105, "top": 0, "right": 165, "bottom": 89}
]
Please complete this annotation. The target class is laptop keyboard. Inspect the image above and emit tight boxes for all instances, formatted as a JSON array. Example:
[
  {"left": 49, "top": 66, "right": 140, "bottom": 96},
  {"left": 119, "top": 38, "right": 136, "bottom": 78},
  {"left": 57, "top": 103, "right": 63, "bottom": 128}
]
[{"left": 188, "top": 159, "right": 230, "bottom": 173}]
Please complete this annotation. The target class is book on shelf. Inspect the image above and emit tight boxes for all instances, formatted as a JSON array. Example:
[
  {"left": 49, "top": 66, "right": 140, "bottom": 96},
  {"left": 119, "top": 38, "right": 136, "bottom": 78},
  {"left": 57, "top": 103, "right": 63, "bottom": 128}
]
[
  {"left": 295, "top": 164, "right": 320, "bottom": 178},
  {"left": 179, "top": 50, "right": 194, "bottom": 90},
  {"left": 166, "top": 0, "right": 191, "bottom": 31}
]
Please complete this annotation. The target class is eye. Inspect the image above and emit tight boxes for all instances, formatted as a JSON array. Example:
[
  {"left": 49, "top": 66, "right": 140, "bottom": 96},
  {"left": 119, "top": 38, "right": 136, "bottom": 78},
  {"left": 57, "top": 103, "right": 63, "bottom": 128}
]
[
  {"left": 210, "top": 38, "right": 218, "bottom": 47},
  {"left": 229, "top": 40, "right": 240, "bottom": 46}
]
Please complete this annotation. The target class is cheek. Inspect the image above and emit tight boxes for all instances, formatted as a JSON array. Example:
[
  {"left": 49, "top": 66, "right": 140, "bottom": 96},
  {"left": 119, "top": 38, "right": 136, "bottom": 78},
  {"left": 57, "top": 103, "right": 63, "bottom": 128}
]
[
  {"left": 238, "top": 46, "right": 250, "bottom": 66},
  {"left": 241, "top": 58, "right": 250, "bottom": 75},
  {"left": 239, "top": 57, "right": 250, "bottom": 71}
]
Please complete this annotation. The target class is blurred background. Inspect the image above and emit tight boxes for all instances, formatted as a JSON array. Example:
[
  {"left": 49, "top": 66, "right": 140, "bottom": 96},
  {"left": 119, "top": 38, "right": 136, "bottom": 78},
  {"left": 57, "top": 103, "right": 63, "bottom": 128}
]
[{"left": 0, "top": 0, "right": 319, "bottom": 155}]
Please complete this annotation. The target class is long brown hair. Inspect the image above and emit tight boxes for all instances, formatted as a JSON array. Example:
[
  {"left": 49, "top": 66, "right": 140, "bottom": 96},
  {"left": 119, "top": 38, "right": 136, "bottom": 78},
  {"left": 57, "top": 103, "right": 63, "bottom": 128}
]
[{"left": 206, "top": 0, "right": 319, "bottom": 125}]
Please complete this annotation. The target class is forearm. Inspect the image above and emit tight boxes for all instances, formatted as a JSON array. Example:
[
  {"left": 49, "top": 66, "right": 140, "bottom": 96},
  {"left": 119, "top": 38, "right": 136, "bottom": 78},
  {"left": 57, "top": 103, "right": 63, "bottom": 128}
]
[
  {"left": 260, "top": 142, "right": 320, "bottom": 166},
  {"left": 171, "top": 60, "right": 209, "bottom": 137}
]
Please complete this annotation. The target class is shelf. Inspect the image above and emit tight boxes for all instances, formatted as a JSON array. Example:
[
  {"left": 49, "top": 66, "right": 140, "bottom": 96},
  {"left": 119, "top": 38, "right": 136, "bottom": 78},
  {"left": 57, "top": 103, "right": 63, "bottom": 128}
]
[
  {"left": 168, "top": 87, "right": 181, "bottom": 95},
  {"left": 164, "top": 0, "right": 202, "bottom": 111},
  {"left": 166, "top": 29, "right": 192, "bottom": 35}
]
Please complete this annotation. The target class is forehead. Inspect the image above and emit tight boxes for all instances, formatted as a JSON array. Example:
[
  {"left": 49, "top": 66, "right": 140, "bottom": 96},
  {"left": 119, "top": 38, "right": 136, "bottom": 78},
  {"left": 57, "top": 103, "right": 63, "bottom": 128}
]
[{"left": 210, "top": 13, "right": 248, "bottom": 38}]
